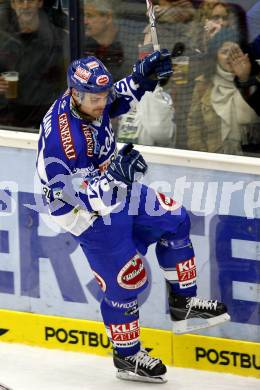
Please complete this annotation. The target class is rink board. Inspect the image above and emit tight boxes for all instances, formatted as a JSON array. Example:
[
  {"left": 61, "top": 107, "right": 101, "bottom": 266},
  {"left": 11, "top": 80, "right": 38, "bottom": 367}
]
[
  {"left": 0, "top": 309, "right": 259, "bottom": 379},
  {"left": 0, "top": 134, "right": 260, "bottom": 380},
  {"left": 172, "top": 333, "right": 260, "bottom": 379}
]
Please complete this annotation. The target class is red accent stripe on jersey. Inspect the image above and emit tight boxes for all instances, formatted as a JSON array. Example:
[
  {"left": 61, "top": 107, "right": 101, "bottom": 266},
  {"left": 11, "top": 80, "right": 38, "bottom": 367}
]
[{"left": 58, "top": 113, "right": 77, "bottom": 160}]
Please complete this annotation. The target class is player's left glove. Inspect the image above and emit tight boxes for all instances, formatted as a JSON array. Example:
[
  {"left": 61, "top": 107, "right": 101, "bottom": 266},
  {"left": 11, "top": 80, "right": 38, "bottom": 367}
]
[
  {"left": 132, "top": 49, "right": 173, "bottom": 89},
  {"left": 106, "top": 143, "right": 148, "bottom": 185}
]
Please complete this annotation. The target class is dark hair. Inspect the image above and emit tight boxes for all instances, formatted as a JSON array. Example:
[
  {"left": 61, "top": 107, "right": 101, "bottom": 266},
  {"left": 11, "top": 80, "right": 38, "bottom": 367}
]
[
  {"left": 208, "top": 2, "right": 248, "bottom": 50},
  {"left": 207, "top": 26, "right": 240, "bottom": 57},
  {"left": 250, "top": 34, "right": 260, "bottom": 60},
  {"left": 227, "top": 2, "right": 248, "bottom": 50},
  {"left": 211, "top": 2, "right": 230, "bottom": 14},
  {"left": 205, "top": 26, "right": 240, "bottom": 79}
]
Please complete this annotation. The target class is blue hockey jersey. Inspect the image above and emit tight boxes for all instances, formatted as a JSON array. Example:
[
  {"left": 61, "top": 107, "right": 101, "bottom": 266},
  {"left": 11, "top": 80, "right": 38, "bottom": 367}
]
[{"left": 36, "top": 75, "right": 151, "bottom": 231}]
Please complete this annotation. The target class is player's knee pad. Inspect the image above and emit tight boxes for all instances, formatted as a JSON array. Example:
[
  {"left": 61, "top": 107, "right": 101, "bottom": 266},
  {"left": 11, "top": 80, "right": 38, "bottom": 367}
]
[
  {"left": 155, "top": 212, "right": 197, "bottom": 291},
  {"left": 172, "top": 208, "right": 191, "bottom": 239},
  {"left": 156, "top": 211, "right": 193, "bottom": 261}
]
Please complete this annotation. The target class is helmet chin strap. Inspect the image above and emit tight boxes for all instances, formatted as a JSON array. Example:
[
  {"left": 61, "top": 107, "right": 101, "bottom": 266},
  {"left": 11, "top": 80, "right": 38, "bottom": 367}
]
[{"left": 71, "top": 95, "right": 97, "bottom": 122}]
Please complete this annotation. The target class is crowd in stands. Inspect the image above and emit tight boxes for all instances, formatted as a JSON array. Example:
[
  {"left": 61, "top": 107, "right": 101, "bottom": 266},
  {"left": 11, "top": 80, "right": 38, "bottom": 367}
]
[
  {"left": 0, "top": 0, "right": 259, "bottom": 156},
  {"left": 0, "top": 0, "right": 69, "bottom": 129},
  {"left": 117, "top": 0, "right": 260, "bottom": 156}
]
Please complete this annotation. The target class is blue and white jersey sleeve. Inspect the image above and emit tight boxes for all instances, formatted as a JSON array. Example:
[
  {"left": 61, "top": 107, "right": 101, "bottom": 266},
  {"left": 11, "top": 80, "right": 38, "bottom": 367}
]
[
  {"left": 109, "top": 75, "right": 156, "bottom": 118},
  {"left": 36, "top": 95, "right": 121, "bottom": 217},
  {"left": 37, "top": 112, "right": 83, "bottom": 216}
]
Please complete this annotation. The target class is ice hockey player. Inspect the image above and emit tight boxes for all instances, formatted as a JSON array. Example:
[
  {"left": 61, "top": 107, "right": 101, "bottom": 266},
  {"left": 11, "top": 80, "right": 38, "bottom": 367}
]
[{"left": 36, "top": 50, "right": 230, "bottom": 383}]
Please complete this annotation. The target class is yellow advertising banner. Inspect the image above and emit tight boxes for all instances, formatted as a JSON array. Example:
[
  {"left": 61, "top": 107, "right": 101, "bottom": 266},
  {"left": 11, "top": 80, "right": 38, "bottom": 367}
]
[
  {"left": 172, "top": 333, "right": 260, "bottom": 378},
  {"left": 0, "top": 309, "right": 172, "bottom": 364},
  {"left": 0, "top": 309, "right": 259, "bottom": 378}
]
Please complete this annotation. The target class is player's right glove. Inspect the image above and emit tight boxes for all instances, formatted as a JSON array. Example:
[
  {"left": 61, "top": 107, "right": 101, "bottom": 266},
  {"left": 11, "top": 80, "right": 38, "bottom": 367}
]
[
  {"left": 132, "top": 49, "right": 173, "bottom": 89},
  {"left": 106, "top": 143, "right": 148, "bottom": 185}
]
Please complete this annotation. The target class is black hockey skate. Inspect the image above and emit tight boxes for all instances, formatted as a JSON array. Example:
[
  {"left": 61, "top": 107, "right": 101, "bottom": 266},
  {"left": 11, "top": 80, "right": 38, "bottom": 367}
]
[
  {"left": 169, "top": 293, "right": 230, "bottom": 334},
  {"left": 113, "top": 348, "right": 167, "bottom": 383}
]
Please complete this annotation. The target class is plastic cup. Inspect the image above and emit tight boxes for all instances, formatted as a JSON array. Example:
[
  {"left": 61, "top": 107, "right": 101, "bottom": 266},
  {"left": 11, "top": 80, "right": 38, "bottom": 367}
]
[
  {"left": 172, "top": 56, "right": 189, "bottom": 85},
  {"left": 1, "top": 71, "right": 19, "bottom": 99}
]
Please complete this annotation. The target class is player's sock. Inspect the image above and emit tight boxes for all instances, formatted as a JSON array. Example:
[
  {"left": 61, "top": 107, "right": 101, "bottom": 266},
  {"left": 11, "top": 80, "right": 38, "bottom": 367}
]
[
  {"left": 156, "top": 235, "right": 197, "bottom": 297},
  {"left": 101, "top": 297, "right": 141, "bottom": 357}
]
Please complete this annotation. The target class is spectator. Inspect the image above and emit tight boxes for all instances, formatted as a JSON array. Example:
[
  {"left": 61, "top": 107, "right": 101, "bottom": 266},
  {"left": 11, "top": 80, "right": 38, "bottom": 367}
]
[
  {"left": 141, "top": 0, "right": 203, "bottom": 149},
  {"left": 0, "top": 0, "right": 12, "bottom": 32},
  {"left": 247, "top": 71, "right": 260, "bottom": 116},
  {"left": 43, "top": 0, "right": 68, "bottom": 30},
  {"left": 187, "top": 27, "right": 259, "bottom": 155},
  {"left": 203, "top": 2, "right": 248, "bottom": 50},
  {"left": 228, "top": 2, "right": 248, "bottom": 50},
  {"left": 203, "top": 2, "right": 230, "bottom": 47},
  {"left": 143, "top": 0, "right": 199, "bottom": 53},
  {"left": 232, "top": 33, "right": 260, "bottom": 117},
  {"left": 83, "top": 0, "right": 129, "bottom": 81},
  {"left": 197, "top": 1, "right": 249, "bottom": 81},
  {"left": 232, "top": 34, "right": 260, "bottom": 155},
  {"left": 83, "top": 0, "right": 146, "bottom": 138},
  {"left": 196, "top": 0, "right": 222, "bottom": 25},
  {"left": 0, "top": 0, "right": 69, "bottom": 130}
]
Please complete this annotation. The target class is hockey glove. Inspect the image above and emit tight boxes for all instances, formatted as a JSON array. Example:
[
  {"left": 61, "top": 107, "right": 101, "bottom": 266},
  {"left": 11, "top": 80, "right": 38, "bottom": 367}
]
[
  {"left": 132, "top": 49, "right": 173, "bottom": 89},
  {"left": 107, "top": 143, "right": 148, "bottom": 185},
  {"left": 155, "top": 49, "right": 173, "bottom": 80}
]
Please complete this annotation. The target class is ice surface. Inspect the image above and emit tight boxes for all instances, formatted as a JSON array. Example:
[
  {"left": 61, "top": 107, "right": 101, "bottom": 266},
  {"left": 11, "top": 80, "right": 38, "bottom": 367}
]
[{"left": 0, "top": 342, "right": 259, "bottom": 390}]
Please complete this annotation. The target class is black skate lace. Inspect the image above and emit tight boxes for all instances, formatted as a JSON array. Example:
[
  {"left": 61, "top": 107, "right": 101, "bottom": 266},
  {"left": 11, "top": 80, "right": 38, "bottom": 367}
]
[
  {"left": 185, "top": 297, "right": 218, "bottom": 319},
  {"left": 126, "top": 348, "right": 160, "bottom": 374}
]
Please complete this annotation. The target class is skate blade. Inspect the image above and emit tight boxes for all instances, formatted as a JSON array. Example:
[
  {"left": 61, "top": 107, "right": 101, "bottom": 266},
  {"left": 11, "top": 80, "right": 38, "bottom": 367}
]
[
  {"left": 0, "top": 383, "right": 13, "bottom": 390},
  {"left": 116, "top": 370, "right": 167, "bottom": 383},
  {"left": 172, "top": 313, "right": 231, "bottom": 334}
]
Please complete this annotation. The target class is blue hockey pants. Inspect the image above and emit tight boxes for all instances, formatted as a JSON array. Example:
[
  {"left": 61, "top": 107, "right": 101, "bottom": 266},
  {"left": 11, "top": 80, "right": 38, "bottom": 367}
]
[{"left": 73, "top": 184, "right": 197, "bottom": 356}]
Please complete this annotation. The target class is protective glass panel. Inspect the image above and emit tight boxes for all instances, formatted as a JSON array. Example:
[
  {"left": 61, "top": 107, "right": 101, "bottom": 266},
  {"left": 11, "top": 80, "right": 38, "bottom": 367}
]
[
  {"left": 0, "top": 0, "right": 69, "bottom": 132},
  {"left": 81, "top": 0, "right": 260, "bottom": 156}
]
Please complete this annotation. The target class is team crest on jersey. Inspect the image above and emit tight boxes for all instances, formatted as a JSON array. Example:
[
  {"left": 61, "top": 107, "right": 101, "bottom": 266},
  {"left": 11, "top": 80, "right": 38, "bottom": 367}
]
[
  {"left": 117, "top": 254, "right": 147, "bottom": 290},
  {"left": 156, "top": 192, "right": 180, "bottom": 211},
  {"left": 87, "top": 61, "right": 99, "bottom": 70},
  {"left": 74, "top": 66, "right": 91, "bottom": 83},
  {"left": 93, "top": 271, "right": 106, "bottom": 292},
  {"left": 96, "top": 75, "right": 109, "bottom": 86}
]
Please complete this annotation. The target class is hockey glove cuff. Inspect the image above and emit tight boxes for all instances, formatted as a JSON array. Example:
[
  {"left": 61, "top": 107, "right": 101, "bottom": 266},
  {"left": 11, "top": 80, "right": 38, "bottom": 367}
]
[
  {"left": 132, "top": 49, "right": 172, "bottom": 89},
  {"left": 155, "top": 49, "right": 173, "bottom": 80},
  {"left": 106, "top": 143, "right": 148, "bottom": 185}
]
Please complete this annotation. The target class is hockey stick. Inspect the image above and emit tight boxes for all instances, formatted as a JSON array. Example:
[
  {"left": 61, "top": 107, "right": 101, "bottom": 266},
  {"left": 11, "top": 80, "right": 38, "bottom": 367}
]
[
  {"left": 145, "top": 0, "right": 160, "bottom": 51},
  {"left": 146, "top": 0, "right": 172, "bottom": 82}
]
